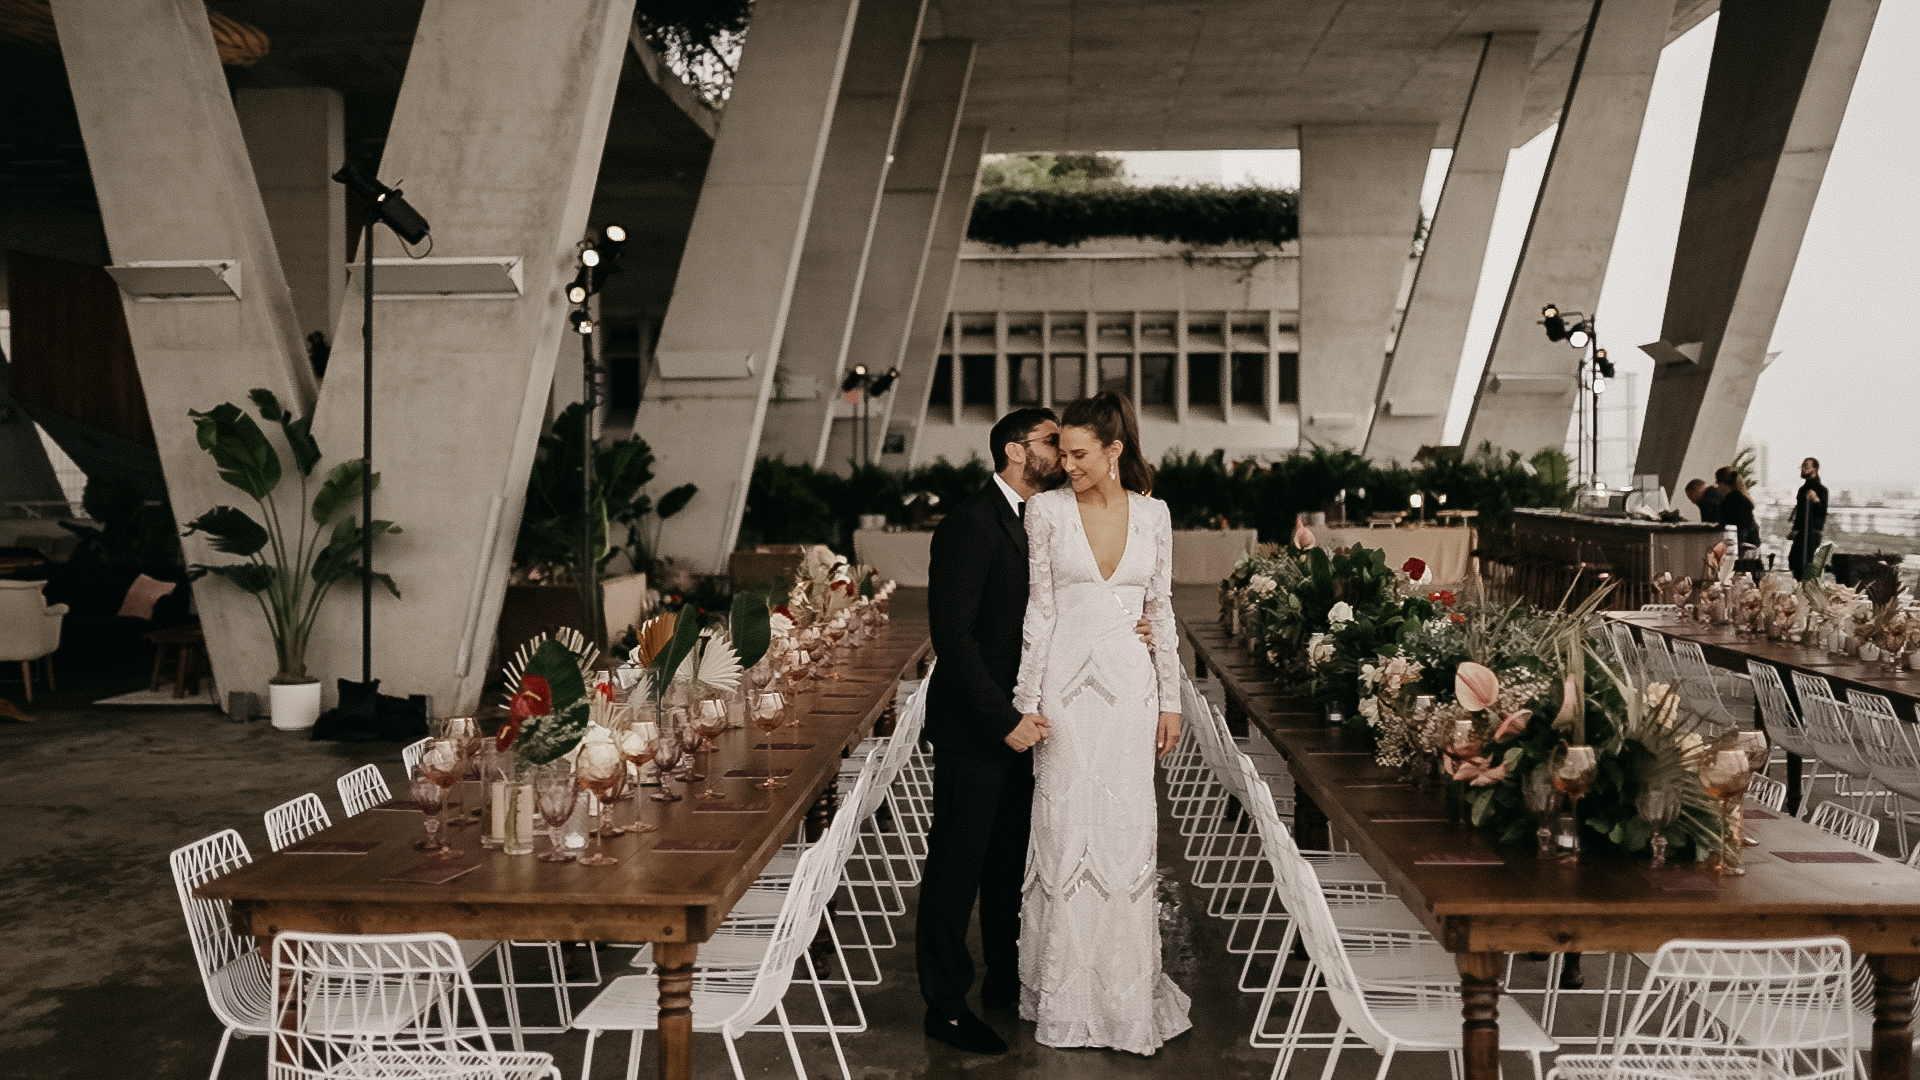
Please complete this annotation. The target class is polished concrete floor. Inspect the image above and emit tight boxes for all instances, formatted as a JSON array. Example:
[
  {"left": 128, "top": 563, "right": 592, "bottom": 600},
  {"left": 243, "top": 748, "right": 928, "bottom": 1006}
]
[{"left": 0, "top": 657, "right": 1790, "bottom": 1080}]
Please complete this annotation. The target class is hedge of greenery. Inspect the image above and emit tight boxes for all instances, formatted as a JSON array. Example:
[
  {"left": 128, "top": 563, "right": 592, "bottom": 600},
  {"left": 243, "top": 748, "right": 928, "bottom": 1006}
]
[
  {"left": 967, "top": 185, "right": 1301, "bottom": 250},
  {"left": 740, "top": 457, "right": 993, "bottom": 549}
]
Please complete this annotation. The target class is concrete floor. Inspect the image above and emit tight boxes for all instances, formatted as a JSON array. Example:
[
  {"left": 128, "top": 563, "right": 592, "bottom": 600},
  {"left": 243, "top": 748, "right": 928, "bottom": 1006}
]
[{"left": 0, "top": 656, "right": 1776, "bottom": 1080}]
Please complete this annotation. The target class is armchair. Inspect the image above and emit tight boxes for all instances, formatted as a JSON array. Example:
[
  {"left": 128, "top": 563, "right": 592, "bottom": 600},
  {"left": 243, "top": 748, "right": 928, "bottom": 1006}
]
[{"left": 0, "top": 580, "right": 66, "bottom": 701}]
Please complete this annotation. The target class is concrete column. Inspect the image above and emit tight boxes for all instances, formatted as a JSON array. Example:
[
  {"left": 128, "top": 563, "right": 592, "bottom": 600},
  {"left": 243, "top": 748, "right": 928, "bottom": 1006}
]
[
  {"left": 1635, "top": 0, "right": 1879, "bottom": 495},
  {"left": 1462, "top": 0, "right": 1678, "bottom": 456},
  {"left": 756, "top": 0, "right": 927, "bottom": 466},
  {"left": 304, "top": 0, "right": 635, "bottom": 712},
  {"left": 634, "top": 0, "right": 862, "bottom": 571},
  {"left": 1296, "top": 123, "right": 1434, "bottom": 449},
  {"left": 1365, "top": 33, "right": 1534, "bottom": 465},
  {"left": 825, "top": 39, "right": 976, "bottom": 469},
  {"left": 893, "top": 126, "right": 986, "bottom": 466},
  {"left": 50, "top": 0, "right": 316, "bottom": 703},
  {"left": 236, "top": 88, "right": 346, "bottom": 353}
]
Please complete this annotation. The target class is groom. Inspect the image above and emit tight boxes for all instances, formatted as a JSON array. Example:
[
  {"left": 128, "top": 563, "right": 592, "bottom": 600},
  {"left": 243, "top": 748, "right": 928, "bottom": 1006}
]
[{"left": 918, "top": 407, "right": 1149, "bottom": 1054}]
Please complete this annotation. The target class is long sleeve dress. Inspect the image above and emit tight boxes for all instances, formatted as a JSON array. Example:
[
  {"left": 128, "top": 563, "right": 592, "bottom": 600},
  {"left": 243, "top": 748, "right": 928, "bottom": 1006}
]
[{"left": 1010, "top": 486, "right": 1192, "bottom": 1055}]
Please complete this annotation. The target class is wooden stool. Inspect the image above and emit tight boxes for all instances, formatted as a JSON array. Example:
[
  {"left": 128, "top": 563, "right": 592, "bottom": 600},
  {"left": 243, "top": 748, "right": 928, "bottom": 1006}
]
[{"left": 146, "top": 627, "right": 209, "bottom": 699}]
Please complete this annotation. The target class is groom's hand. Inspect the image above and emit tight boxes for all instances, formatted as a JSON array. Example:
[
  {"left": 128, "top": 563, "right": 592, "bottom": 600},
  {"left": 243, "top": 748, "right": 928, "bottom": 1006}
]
[
  {"left": 1135, "top": 615, "right": 1154, "bottom": 648},
  {"left": 1007, "top": 713, "right": 1050, "bottom": 752}
]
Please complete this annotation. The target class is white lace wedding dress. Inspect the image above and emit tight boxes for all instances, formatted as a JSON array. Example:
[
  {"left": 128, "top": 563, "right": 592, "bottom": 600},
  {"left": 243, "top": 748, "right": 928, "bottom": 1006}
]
[{"left": 1011, "top": 487, "right": 1192, "bottom": 1054}]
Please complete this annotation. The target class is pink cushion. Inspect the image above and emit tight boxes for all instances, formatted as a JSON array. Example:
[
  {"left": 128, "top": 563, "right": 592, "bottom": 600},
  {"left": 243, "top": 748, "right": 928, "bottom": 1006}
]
[{"left": 117, "top": 574, "right": 177, "bottom": 620}]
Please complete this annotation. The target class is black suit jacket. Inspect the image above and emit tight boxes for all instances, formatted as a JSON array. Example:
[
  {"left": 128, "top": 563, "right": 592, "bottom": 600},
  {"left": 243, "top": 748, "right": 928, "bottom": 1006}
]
[{"left": 926, "top": 483, "right": 1030, "bottom": 759}]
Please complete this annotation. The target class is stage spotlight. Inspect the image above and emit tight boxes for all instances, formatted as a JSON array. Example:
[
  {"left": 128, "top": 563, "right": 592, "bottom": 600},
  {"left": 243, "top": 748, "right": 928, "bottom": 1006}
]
[
  {"left": 1594, "top": 348, "right": 1615, "bottom": 379},
  {"left": 567, "top": 268, "right": 591, "bottom": 304},
  {"left": 841, "top": 365, "right": 868, "bottom": 394},
  {"left": 1409, "top": 493, "right": 1424, "bottom": 509},
  {"left": 603, "top": 224, "right": 627, "bottom": 243},
  {"left": 581, "top": 247, "right": 601, "bottom": 267},
  {"left": 331, "top": 162, "right": 430, "bottom": 244},
  {"left": 1593, "top": 376, "right": 1607, "bottom": 395},
  {"left": 569, "top": 310, "right": 594, "bottom": 335},
  {"left": 1567, "top": 321, "right": 1592, "bottom": 349},
  {"left": 868, "top": 366, "right": 899, "bottom": 396}
]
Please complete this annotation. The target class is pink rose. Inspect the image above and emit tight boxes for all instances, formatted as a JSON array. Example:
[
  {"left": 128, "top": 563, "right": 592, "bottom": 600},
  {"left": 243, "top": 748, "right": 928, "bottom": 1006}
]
[
  {"left": 1455, "top": 661, "right": 1499, "bottom": 713},
  {"left": 1493, "top": 709, "right": 1531, "bottom": 742},
  {"left": 1293, "top": 515, "right": 1316, "bottom": 550}
]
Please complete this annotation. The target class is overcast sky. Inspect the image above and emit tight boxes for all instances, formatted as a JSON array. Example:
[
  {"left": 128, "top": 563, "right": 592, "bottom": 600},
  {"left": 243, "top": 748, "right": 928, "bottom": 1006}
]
[{"left": 1116, "top": 2, "right": 1920, "bottom": 495}]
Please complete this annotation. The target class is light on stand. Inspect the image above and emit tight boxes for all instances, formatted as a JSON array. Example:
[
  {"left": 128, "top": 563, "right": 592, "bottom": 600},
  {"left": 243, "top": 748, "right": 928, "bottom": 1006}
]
[
  {"left": 581, "top": 247, "right": 601, "bottom": 267},
  {"left": 569, "top": 309, "right": 594, "bottom": 334}
]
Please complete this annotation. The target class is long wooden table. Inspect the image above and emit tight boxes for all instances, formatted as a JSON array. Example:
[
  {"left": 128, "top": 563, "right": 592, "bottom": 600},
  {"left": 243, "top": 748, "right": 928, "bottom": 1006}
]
[
  {"left": 201, "top": 590, "right": 930, "bottom": 1080},
  {"left": 1175, "top": 586, "right": 1920, "bottom": 1080}
]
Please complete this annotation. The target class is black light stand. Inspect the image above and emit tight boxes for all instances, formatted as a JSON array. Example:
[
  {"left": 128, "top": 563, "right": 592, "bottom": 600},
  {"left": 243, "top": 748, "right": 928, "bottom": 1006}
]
[
  {"left": 567, "top": 226, "right": 626, "bottom": 652},
  {"left": 840, "top": 365, "right": 898, "bottom": 469},
  {"left": 1540, "top": 304, "right": 1607, "bottom": 491}
]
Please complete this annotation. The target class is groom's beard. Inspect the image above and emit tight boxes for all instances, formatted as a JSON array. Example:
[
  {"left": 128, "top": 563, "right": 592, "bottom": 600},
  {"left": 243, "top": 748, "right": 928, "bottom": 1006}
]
[{"left": 1024, "top": 456, "right": 1067, "bottom": 491}]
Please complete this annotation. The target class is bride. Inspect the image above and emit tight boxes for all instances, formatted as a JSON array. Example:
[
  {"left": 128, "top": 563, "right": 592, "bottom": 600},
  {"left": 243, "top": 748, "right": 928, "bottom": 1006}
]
[{"left": 1007, "top": 388, "right": 1192, "bottom": 1054}]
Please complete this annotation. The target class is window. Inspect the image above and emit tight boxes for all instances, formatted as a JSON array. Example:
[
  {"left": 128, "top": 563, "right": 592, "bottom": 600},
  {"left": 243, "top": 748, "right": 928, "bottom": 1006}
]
[
  {"left": 928, "top": 355, "right": 953, "bottom": 418},
  {"left": 1051, "top": 355, "right": 1083, "bottom": 403},
  {"left": 961, "top": 355, "right": 995, "bottom": 408},
  {"left": 1278, "top": 352, "right": 1300, "bottom": 404},
  {"left": 1009, "top": 355, "right": 1043, "bottom": 406},
  {"left": 1097, "top": 355, "right": 1130, "bottom": 396},
  {"left": 1187, "top": 353, "right": 1222, "bottom": 407},
  {"left": 1140, "top": 354, "right": 1175, "bottom": 407},
  {"left": 1231, "top": 353, "right": 1266, "bottom": 406}
]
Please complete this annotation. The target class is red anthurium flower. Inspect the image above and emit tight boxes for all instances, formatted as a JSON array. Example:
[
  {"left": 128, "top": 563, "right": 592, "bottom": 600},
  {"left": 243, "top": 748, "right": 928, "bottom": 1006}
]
[
  {"left": 772, "top": 604, "right": 791, "bottom": 618},
  {"left": 1402, "top": 557, "right": 1427, "bottom": 580},
  {"left": 1449, "top": 612, "right": 1467, "bottom": 624},
  {"left": 498, "top": 675, "right": 552, "bottom": 751}
]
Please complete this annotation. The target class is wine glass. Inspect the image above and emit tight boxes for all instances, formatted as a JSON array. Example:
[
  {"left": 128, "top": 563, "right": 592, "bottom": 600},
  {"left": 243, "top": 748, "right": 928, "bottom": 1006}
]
[
  {"left": 410, "top": 771, "right": 448, "bottom": 855},
  {"left": 1549, "top": 744, "right": 1599, "bottom": 863},
  {"left": 1700, "top": 749, "right": 1753, "bottom": 875},
  {"left": 574, "top": 742, "right": 624, "bottom": 867},
  {"left": 690, "top": 698, "right": 730, "bottom": 800},
  {"left": 650, "top": 723, "right": 684, "bottom": 803},
  {"left": 533, "top": 762, "right": 578, "bottom": 863},
  {"left": 1727, "top": 729, "right": 1770, "bottom": 846},
  {"left": 612, "top": 715, "right": 659, "bottom": 833},
  {"left": 1523, "top": 767, "right": 1563, "bottom": 859},
  {"left": 664, "top": 707, "right": 701, "bottom": 782},
  {"left": 418, "top": 739, "right": 466, "bottom": 858},
  {"left": 432, "top": 718, "right": 483, "bottom": 825},
  {"left": 749, "top": 689, "right": 789, "bottom": 790},
  {"left": 1637, "top": 787, "right": 1681, "bottom": 869}
]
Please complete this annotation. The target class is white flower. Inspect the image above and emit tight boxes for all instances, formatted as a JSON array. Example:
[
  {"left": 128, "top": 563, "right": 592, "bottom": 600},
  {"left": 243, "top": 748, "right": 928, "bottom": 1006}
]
[
  {"left": 1358, "top": 697, "right": 1380, "bottom": 723},
  {"left": 1359, "top": 663, "right": 1380, "bottom": 689},
  {"left": 1249, "top": 574, "right": 1277, "bottom": 597},
  {"left": 1329, "top": 602, "right": 1354, "bottom": 627},
  {"left": 769, "top": 611, "right": 795, "bottom": 639},
  {"left": 1306, "top": 634, "right": 1335, "bottom": 667}
]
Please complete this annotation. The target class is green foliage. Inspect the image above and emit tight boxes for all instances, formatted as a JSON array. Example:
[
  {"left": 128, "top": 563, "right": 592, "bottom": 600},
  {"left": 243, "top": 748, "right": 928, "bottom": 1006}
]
[
  {"left": 517, "top": 404, "right": 682, "bottom": 580},
  {"left": 969, "top": 184, "right": 1302, "bottom": 250},
  {"left": 185, "top": 390, "right": 398, "bottom": 682},
  {"left": 59, "top": 475, "right": 180, "bottom": 565},
  {"left": 979, "top": 153, "right": 1128, "bottom": 193},
  {"left": 634, "top": 0, "right": 752, "bottom": 103},
  {"left": 512, "top": 639, "right": 591, "bottom": 766},
  {"left": 729, "top": 589, "right": 772, "bottom": 671},
  {"left": 739, "top": 456, "right": 993, "bottom": 549},
  {"left": 1730, "top": 445, "right": 1758, "bottom": 491},
  {"left": 650, "top": 604, "right": 703, "bottom": 698}
]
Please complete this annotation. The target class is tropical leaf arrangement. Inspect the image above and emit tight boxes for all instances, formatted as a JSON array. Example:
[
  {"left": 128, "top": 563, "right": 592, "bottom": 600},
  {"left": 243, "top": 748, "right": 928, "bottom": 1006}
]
[
  {"left": 625, "top": 591, "right": 773, "bottom": 698},
  {"left": 496, "top": 634, "right": 594, "bottom": 768},
  {"left": 181, "top": 389, "right": 400, "bottom": 683}
]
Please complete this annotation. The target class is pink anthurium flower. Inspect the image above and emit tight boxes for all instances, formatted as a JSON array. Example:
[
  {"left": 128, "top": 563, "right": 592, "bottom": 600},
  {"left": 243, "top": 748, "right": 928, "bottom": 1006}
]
[
  {"left": 1493, "top": 709, "right": 1531, "bottom": 742},
  {"left": 1455, "top": 661, "right": 1499, "bottom": 713}
]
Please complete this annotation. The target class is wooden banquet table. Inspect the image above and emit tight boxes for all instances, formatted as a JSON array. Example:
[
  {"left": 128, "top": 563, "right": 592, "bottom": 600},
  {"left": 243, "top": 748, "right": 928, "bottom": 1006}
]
[
  {"left": 200, "top": 590, "right": 930, "bottom": 1080},
  {"left": 1175, "top": 586, "right": 1920, "bottom": 1080}
]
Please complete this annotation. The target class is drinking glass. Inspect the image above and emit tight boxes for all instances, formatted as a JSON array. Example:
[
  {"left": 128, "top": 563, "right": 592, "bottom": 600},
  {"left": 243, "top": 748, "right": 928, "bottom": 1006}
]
[
  {"left": 431, "top": 717, "right": 483, "bottom": 826},
  {"left": 664, "top": 706, "right": 700, "bottom": 781},
  {"left": 410, "top": 772, "right": 448, "bottom": 855},
  {"left": 1700, "top": 749, "right": 1753, "bottom": 875},
  {"left": 475, "top": 746, "right": 505, "bottom": 849},
  {"left": 418, "top": 739, "right": 466, "bottom": 858},
  {"left": 1550, "top": 744, "right": 1599, "bottom": 863},
  {"left": 690, "top": 698, "right": 730, "bottom": 799},
  {"left": 650, "top": 723, "right": 684, "bottom": 802},
  {"left": 1636, "top": 787, "right": 1681, "bottom": 869},
  {"left": 1523, "top": 767, "right": 1562, "bottom": 859},
  {"left": 1442, "top": 720, "right": 1482, "bottom": 823},
  {"left": 533, "top": 763, "right": 578, "bottom": 863},
  {"left": 574, "top": 742, "right": 624, "bottom": 867},
  {"left": 749, "top": 689, "right": 789, "bottom": 790},
  {"left": 612, "top": 716, "right": 659, "bottom": 833}
]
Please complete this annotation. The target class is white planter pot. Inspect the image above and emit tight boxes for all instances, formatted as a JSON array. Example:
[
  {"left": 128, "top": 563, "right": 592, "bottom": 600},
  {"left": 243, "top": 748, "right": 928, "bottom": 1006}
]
[{"left": 270, "top": 681, "right": 323, "bottom": 731}]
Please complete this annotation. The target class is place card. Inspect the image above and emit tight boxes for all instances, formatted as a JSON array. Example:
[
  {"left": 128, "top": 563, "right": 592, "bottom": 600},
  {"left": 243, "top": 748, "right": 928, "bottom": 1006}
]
[
  {"left": 654, "top": 838, "right": 741, "bottom": 853},
  {"left": 1367, "top": 810, "right": 1446, "bottom": 823},
  {"left": 1643, "top": 867, "right": 1720, "bottom": 892},
  {"left": 1773, "top": 850, "right": 1876, "bottom": 864},
  {"left": 1414, "top": 852, "right": 1504, "bottom": 866},
  {"left": 369, "top": 799, "right": 428, "bottom": 812},
  {"left": 724, "top": 767, "right": 794, "bottom": 779},
  {"left": 692, "top": 801, "right": 770, "bottom": 814},
  {"left": 282, "top": 839, "right": 380, "bottom": 855},
  {"left": 381, "top": 861, "right": 481, "bottom": 885},
  {"left": 1342, "top": 781, "right": 1409, "bottom": 789},
  {"left": 753, "top": 742, "right": 815, "bottom": 751},
  {"left": 1309, "top": 751, "right": 1373, "bottom": 757}
]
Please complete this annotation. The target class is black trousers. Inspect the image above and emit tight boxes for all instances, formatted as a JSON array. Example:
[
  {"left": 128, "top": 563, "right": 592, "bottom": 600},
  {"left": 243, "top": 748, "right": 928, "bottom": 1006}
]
[
  {"left": 915, "top": 739, "right": 1033, "bottom": 1019},
  {"left": 1789, "top": 529, "right": 1823, "bottom": 578}
]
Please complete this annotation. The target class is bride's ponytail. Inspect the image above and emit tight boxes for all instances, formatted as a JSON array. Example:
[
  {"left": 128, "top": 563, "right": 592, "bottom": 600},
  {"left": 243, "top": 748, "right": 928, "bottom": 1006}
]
[{"left": 1060, "top": 389, "right": 1154, "bottom": 494}]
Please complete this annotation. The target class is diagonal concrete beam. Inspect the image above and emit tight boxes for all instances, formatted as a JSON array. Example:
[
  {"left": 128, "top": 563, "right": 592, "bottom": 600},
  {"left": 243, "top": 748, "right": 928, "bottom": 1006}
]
[
  {"left": 1296, "top": 123, "right": 1435, "bottom": 450},
  {"left": 1462, "top": 0, "right": 1677, "bottom": 458},
  {"left": 893, "top": 126, "right": 988, "bottom": 467},
  {"left": 1366, "top": 33, "right": 1534, "bottom": 465},
  {"left": 758, "top": 0, "right": 928, "bottom": 467},
  {"left": 51, "top": 0, "right": 317, "bottom": 702},
  {"left": 830, "top": 38, "right": 976, "bottom": 469},
  {"left": 1634, "top": 0, "right": 1878, "bottom": 496},
  {"left": 636, "top": 0, "right": 863, "bottom": 571}
]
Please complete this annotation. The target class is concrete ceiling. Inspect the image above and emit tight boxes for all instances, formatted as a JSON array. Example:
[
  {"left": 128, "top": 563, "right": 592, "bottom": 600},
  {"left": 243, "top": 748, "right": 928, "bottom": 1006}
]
[{"left": 927, "top": 0, "right": 1718, "bottom": 152}]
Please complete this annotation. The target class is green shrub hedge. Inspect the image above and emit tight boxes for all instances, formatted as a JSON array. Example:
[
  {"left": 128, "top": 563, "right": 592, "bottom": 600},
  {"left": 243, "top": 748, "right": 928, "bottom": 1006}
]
[{"left": 967, "top": 185, "right": 1301, "bottom": 250}]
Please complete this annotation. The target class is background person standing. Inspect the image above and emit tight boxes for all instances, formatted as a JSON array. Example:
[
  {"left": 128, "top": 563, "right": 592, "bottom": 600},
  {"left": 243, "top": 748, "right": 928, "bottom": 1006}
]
[{"left": 1790, "top": 457, "right": 1829, "bottom": 577}]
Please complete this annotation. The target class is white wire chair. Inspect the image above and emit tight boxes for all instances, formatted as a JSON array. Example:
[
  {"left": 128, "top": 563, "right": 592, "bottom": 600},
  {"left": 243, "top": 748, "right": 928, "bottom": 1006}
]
[
  {"left": 264, "top": 792, "right": 332, "bottom": 852},
  {"left": 1670, "top": 640, "right": 1744, "bottom": 734},
  {"left": 1791, "top": 673, "right": 1882, "bottom": 811},
  {"left": 400, "top": 737, "right": 431, "bottom": 777},
  {"left": 1750, "top": 661, "right": 1819, "bottom": 797},
  {"left": 1547, "top": 938, "right": 1858, "bottom": 1080},
  {"left": 1807, "top": 801, "right": 1881, "bottom": 854},
  {"left": 268, "top": 930, "right": 559, "bottom": 1080},
  {"left": 1604, "top": 622, "right": 1644, "bottom": 688},
  {"left": 1641, "top": 632, "right": 1683, "bottom": 692},
  {"left": 170, "top": 830, "right": 275, "bottom": 1080},
  {"left": 1845, "top": 689, "right": 1920, "bottom": 856},
  {"left": 1748, "top": 774, "right": 1788, "bottom": 813},
  {"left": 1639, "top": 604, "right": 1679, "bottom": 614},
  {"left": 336, "top": 763, "right": 393, "bottom": 817}
]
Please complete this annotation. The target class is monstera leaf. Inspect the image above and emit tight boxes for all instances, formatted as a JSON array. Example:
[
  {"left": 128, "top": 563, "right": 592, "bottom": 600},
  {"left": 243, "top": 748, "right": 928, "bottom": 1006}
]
[
  {"left": 509, "top": 638, "right": 591, "bottom": 766},
  {"left": 730, "top": 590, "right": 772, "bottom": 671}
]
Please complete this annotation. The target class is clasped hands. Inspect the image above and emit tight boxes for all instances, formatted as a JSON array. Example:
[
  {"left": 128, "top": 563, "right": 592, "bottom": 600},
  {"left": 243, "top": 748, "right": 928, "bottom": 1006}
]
[{"left": 1006, "top": 710, "right": 1182, "bottom": 759}]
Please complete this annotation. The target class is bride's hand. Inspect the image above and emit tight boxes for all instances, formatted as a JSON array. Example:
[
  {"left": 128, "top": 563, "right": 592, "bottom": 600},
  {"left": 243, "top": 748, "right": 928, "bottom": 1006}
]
[
  {"left": 1007, "top": 713, "right": 1051, "bottom": 752},
  {"left": 1155, "top": 712, "right": 1181, "bottom": 759}
]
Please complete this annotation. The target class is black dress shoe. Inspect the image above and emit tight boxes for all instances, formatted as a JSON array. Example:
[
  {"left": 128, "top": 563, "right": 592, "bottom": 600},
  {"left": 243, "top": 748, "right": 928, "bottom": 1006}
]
[{"left": 924, "top": 1009, "right": 1008, "bottom": 1054}]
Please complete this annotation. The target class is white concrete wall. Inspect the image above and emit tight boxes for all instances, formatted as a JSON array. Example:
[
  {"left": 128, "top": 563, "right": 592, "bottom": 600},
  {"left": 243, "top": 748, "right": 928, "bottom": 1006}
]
[{"left": 236, "top": 88, "right": 346, "bottom": 352}]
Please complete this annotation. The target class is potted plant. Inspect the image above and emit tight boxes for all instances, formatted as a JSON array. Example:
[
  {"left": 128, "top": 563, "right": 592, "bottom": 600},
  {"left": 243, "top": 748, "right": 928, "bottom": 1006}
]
[{"left": 183, "top": 390, "right": 400, "bottom": 731}]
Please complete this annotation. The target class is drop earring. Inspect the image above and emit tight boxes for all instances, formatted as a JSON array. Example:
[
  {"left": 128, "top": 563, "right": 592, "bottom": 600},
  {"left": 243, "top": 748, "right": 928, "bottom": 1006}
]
[{"left": 1109, "top": 458, "right": 1117, "bottom": 481}]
